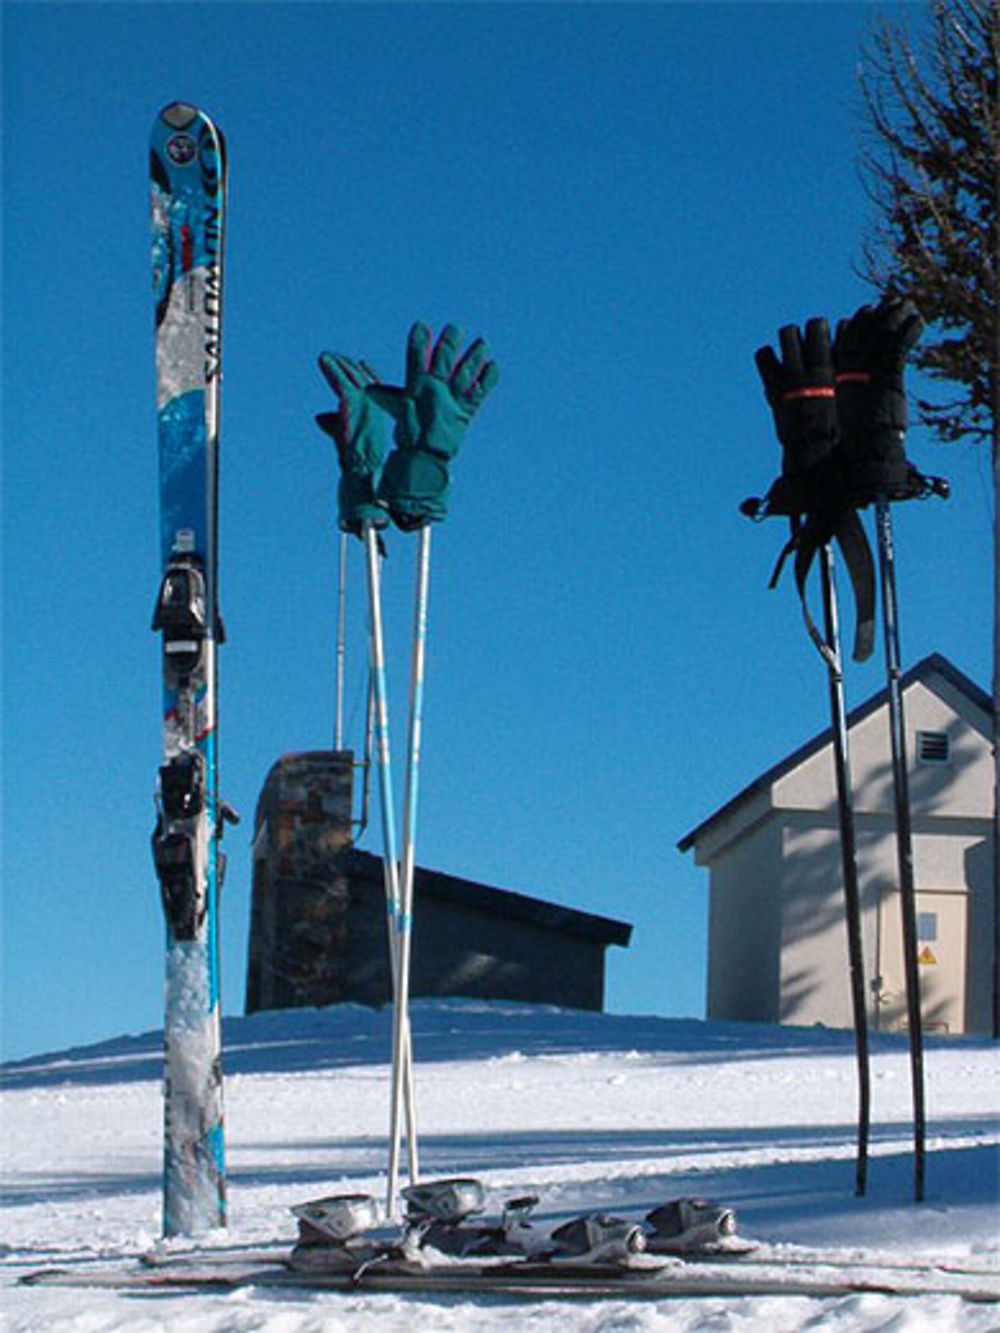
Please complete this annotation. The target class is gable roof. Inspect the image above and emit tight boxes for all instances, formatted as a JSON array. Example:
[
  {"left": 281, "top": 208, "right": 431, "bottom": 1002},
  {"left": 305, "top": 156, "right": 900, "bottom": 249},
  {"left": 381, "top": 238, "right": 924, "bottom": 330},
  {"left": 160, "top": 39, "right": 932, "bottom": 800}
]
[{"left": 677, "top": 653, "right": 990, "bottom": 854}]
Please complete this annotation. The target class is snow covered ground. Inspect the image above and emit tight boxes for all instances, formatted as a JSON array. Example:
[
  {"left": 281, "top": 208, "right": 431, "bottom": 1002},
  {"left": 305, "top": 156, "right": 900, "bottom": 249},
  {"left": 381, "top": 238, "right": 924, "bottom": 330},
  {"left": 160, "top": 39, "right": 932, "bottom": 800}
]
[{"left": 2, "top": 999, "right": 998, "bottom": 1330}]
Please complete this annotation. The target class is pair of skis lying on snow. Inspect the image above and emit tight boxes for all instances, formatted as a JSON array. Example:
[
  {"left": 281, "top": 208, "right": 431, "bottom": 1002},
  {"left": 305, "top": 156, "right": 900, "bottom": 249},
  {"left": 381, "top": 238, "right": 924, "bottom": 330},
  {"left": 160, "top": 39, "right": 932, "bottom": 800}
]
[{"left": 20, "top": 1178, "right": 999, "bottom": 1301}]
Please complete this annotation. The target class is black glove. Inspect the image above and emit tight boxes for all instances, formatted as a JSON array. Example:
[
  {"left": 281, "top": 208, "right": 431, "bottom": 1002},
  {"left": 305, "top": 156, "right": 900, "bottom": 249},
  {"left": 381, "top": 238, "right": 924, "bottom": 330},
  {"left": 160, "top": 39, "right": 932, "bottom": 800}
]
[
  {"left": 750, "top": 317, "right": 847, "bottom": 519},
  {"left": 746, "top": 316, "right": 875, "bottom": 664},
  {"left": 833, "top": 299, "right": 927, "bottom": 504}
]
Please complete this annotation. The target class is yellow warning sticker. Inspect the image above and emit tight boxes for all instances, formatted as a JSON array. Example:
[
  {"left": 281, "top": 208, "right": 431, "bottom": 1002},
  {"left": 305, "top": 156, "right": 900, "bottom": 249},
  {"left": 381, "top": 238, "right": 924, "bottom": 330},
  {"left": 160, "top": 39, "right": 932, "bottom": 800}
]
[{"left": 918, "top": 945, "right": 938, "bottom": 966}]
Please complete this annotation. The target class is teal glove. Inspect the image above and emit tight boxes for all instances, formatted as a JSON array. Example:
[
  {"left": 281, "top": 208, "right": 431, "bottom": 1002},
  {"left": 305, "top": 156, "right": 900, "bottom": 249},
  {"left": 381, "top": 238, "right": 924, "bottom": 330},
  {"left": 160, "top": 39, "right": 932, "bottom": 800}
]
[
  {"left": 316, "top": 352, "right": 389, "bottom": 535},
  {"left": 368, "top": 323, "right": 499, "bottom": 529}
]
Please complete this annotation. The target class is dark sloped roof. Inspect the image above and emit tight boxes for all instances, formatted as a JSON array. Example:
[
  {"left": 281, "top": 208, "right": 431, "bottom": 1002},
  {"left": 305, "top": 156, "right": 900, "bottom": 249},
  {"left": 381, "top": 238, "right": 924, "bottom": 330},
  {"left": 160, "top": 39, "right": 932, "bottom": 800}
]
[
  {"left": 345, "top": 848, "right": 632, "bottom": 947},
  {"left": 677, "top": 653, "right": 990, "bottom": 854}
]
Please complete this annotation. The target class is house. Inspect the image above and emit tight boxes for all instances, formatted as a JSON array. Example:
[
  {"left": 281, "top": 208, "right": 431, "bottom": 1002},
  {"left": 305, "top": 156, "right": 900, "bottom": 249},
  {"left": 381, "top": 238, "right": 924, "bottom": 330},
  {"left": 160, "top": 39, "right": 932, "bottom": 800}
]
[
  {"left": 245, "top": 750, "right": 632, "bottom": 1015},
  {"left": 678, "top": 654, "right": 994, "bottom": 1035}
]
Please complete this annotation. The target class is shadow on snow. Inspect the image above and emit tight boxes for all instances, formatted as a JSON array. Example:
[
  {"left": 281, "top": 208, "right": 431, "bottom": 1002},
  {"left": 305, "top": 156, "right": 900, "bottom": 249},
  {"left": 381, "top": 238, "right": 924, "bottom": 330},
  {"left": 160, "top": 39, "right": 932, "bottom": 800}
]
[
  {"left": 3, "top": 1118, "right": 996, "bottom": 1227},
  {"left": 3, "top": 999, "right": 989, "bottom": 1092}
]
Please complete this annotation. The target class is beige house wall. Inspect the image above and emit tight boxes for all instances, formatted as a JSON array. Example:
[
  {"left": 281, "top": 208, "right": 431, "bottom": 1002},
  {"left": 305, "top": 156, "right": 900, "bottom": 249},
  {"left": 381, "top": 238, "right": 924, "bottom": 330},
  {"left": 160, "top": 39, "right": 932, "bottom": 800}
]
[
  {"left": 706, "top": 826, "right": 782, "bottom": 1023},
  {"left": 687, "top": 659, "right": 993, "bottom": 1036},
  {"left": 775, "top": 678, "right": 992, "bottom": 819}
]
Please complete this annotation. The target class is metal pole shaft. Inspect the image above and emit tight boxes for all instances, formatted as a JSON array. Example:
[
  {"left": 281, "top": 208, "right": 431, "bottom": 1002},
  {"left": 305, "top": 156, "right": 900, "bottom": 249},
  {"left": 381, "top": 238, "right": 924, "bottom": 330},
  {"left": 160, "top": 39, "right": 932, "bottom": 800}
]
[
  {"left": 389, "top": 523, "right": 432, "bottom": 1195},
  {"left": 819, "top": 544, "right": 871, "bottom": 1197},
  {"left": 357, "top": 666, "right": 375, "bottom": 836},
  {"left": 362, "top": 524, "right": 418, "bottom": 1217},
  {"left": 334, "top": 532, "right": 347, "bottom": 750},
  {"left": 874, "top": 498, "right": 926, "bottom": 1202}
]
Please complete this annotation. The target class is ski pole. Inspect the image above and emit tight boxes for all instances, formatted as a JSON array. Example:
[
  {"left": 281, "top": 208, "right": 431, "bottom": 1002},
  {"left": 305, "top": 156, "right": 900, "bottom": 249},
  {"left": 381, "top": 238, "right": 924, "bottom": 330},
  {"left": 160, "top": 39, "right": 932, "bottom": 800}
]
[
  {"left": 356, "top": 665, "right": 375, "bottom": 836},
  {"left": 819, "top": 544, "right": 871, "bottom": 1198},
  {"left": 334, "top": 532, "right": 348, "bottom": 750},
  {"left": 362, "top": 522, "right": 418, "bottom": 1216},
  {"left": 337, "top": 531, "right": 374, "bottom": 836},
  {"left": 873, "top": 498, "right": 926, "bottom": 1202},
  {"left": 388, "top": 522, "right": 431, "bottom": 1210}
]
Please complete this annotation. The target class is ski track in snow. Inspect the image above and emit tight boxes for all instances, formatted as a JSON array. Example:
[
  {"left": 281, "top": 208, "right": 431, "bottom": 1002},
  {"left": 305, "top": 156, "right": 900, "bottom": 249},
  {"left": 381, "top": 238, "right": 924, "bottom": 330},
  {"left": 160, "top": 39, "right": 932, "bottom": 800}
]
[{"left": 1, "top": 1000, "right": 998, "bottom": 1331}]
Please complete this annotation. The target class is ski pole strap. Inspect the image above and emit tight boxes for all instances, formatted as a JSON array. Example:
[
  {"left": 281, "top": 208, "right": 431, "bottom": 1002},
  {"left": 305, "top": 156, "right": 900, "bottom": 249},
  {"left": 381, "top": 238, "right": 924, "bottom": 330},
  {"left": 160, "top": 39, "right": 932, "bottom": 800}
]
[
  {"left": 792, "top": 509, "right": 875, "bottom": 665},
  {"left": 835, "top": 509, "right": 876, "bottom": 662},
  {"left": 765, "top": 519, "right": 799, "bottom": 590}
]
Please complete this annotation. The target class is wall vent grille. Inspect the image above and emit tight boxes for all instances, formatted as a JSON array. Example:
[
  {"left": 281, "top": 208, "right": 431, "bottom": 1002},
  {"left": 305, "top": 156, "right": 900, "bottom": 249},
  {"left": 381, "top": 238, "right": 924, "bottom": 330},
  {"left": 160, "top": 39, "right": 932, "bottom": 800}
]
[{"left": 916, "top": 730, "right": 951, "bottom": 764}]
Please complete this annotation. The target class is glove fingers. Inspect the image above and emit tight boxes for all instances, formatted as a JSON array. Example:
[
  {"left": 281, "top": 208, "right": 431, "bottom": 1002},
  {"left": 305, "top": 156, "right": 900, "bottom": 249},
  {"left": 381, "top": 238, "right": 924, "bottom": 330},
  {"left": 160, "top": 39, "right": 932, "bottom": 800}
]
[
  {"left": 881, "top": 296, "right": 912, "bottom": 330},
  {"left": 832, "top": 317, "right": 852, "bottom": 365},
  {"left": 406, "top": 323, "right": 433, "bottom": 384},
  {"left": 778, "top": 324, "right": 805, "bottom": 377},
  {"left": 465, "top": 358, "right": 499, "bottom": 409},
  {"left": 836, "top": 298, "right": 922, "bottom": 370},
  {"left": 803, "top": 317, "right": 833, "bottom": 375},
  {"left": 833, "top": 307, "right": 868, "bottom": 366},
  {"left": 319, "top": 351, "right": 365, "bottom": 395},
  {"left": 885, "top": 299, "right": 923, "bottom": 354},
  {"left": 451, "top": 337, "right": 489, "bottom": 395},
  {"left": 429, "top": 323, "right": 463, "bottom": 378},
  {"left": 318, "top": 352, "right": 347, "bottom": 398},
  {"left": 755, "top": 344, "right": 782, "bottom": 396}
]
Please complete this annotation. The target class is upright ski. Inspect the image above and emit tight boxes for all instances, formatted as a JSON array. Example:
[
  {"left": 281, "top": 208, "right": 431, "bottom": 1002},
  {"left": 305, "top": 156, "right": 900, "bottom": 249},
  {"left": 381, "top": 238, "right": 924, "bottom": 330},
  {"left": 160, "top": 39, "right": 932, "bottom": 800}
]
[{"left": 149, "top": 101, "right": 232, "bottom": 1236}]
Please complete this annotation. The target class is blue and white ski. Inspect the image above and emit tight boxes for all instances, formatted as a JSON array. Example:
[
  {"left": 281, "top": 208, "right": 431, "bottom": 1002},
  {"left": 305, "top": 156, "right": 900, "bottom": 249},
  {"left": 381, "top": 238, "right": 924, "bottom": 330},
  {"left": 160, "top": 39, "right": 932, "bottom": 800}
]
[{"left": 149, "top": 101, "right": 231, "bottom": 1236}]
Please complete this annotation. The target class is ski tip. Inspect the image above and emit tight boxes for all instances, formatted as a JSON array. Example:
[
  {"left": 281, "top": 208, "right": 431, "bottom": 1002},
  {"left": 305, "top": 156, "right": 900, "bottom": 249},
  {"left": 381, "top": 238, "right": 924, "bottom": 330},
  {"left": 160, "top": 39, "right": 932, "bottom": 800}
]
[
  {"left": 152, "top": 102, "right": 227, "bottom": 178},
  {"left": 159, "top": 102, "right": 204, "bottom": 131}
]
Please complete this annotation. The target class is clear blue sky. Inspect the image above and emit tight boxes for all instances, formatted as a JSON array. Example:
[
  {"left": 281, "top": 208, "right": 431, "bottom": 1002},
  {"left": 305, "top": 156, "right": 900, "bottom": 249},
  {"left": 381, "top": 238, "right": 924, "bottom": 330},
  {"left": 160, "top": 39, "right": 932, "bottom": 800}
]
[{"left": 2, "top": 3, "right": 991, "bottom": 1060}]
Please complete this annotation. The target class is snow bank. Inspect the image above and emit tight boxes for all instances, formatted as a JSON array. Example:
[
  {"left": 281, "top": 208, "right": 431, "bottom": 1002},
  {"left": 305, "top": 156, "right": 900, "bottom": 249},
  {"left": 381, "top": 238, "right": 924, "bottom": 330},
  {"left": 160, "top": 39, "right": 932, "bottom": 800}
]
[{"left": 2, "top": 1000, "right": 998, "bottom": 1330}]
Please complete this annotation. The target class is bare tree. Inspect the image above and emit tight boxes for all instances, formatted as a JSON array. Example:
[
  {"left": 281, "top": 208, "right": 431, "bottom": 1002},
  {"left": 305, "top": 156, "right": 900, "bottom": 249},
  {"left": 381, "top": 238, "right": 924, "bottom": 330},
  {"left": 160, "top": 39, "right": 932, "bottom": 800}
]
[{"left": 856, "top": 0, "right": 999, "bottom": 1035}]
